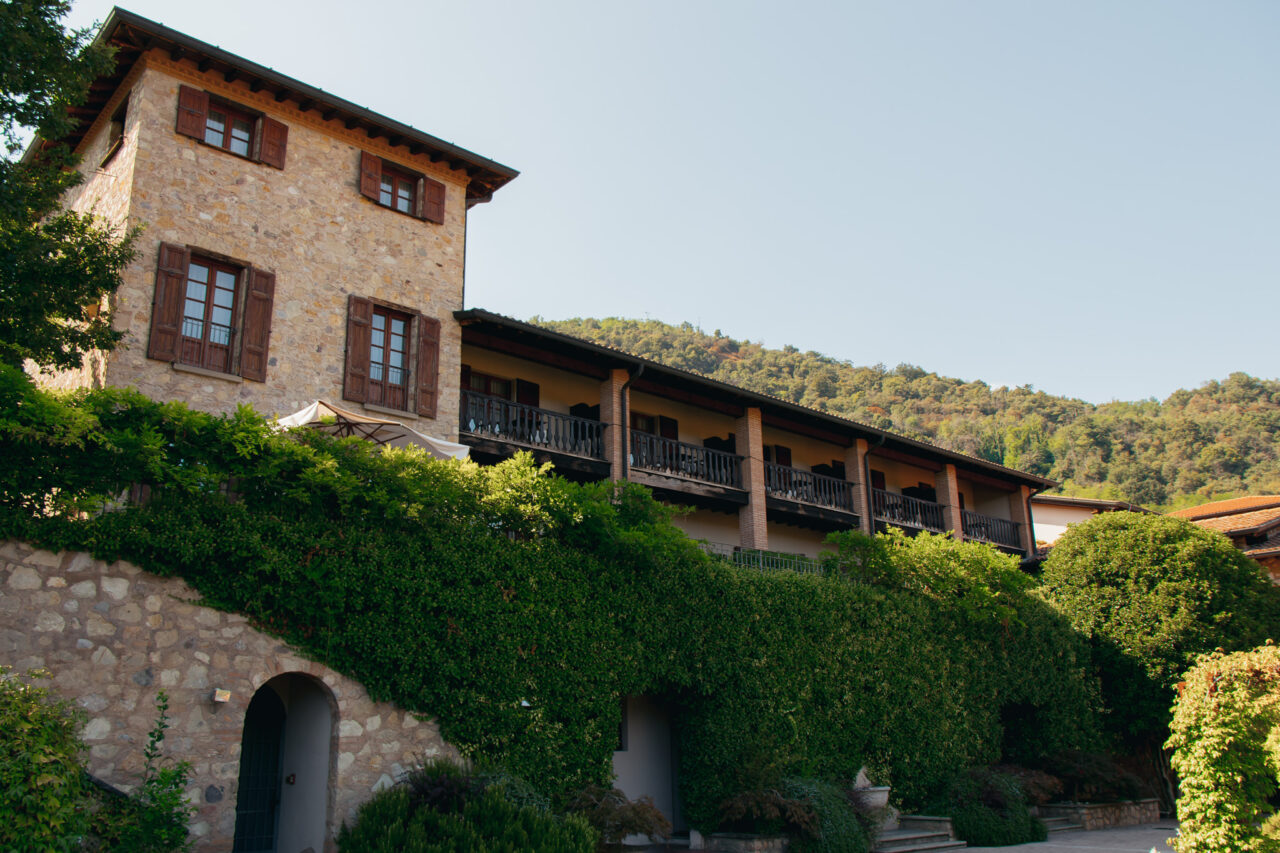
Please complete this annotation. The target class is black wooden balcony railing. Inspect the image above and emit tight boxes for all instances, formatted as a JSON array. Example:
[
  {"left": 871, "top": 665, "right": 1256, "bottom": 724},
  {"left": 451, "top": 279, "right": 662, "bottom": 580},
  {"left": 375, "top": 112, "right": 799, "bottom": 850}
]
[
  {"left": 630, "top": 431, "right": 743, "bottom": 489},
  {"left": 961, "top": 509, "right": 1022, "bottom": 550},
  {"left": 872, "top": 488, "right": 946, "bottom": 533},
  {"left": 697, "top": 541, "right": 825, "bottom": 575},
  {"left": 764, "top": 463, "right": 857, "bottom": 513},
  {"left": 460, "top": 391, "right": 605, "bottom": 460}
]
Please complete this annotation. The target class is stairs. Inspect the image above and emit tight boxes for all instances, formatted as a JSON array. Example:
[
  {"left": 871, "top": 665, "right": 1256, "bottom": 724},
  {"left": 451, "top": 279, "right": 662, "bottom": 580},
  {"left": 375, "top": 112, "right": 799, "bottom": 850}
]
[
  {"left": 1041, "top": 815, "right": 1085, "bottom": 834},
  {"left": 873, "top": 816, "right": 967, "bottom": 853}
]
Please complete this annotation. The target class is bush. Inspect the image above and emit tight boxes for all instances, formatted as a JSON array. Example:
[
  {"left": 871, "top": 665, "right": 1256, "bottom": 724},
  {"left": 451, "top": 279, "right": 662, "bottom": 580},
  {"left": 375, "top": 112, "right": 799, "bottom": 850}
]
[
  {"left": 0, "top": 666, "right": 87, "bottom": 852},
  {"left": 1167, "top": 644, "right": 1280, "bottom": 852},
  {"left": 783, "top": 777, "right": 871, "bottom": 853},
  {"left": 933, "top": 768, "right": 1045, "bottom": 847},
  {"left": 338, "top": 784, "right": 596, "bottom": 852},
  {"left": 566, "top": 784, "right": 671, "bottom": 847}
]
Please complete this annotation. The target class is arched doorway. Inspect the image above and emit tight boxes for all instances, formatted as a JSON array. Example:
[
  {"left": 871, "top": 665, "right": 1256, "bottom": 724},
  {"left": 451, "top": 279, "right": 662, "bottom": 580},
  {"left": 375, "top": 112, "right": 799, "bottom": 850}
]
[{"left": 233, "top": 674, "right": 334, "bottom": 853}]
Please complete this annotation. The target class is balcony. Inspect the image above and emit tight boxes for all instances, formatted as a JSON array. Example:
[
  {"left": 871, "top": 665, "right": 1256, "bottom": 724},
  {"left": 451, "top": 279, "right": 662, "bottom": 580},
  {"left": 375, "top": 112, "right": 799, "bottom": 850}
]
[
  {"left": 765, "top": 463, "right": 857, "bottom": 512},
  {"left": 697, "top": 541, "right": 825, "bottom": 575},
  {"left": 961, "top": 509, "right": 1023, "bottom": 551},
  {"left": 630, "top": 431, "right": 743, "bottom": 489},
  {"left": 459, "top": 390, "right": 607, "bottom": 475},
  {"left": 872, "top": 488, "right": 946, "bottom": 534}
]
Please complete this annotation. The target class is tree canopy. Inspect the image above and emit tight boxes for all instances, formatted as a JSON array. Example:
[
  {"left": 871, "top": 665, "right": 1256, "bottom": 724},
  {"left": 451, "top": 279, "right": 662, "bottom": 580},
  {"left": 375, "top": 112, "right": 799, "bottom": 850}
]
[
  {"left": 537, "top": 317, "right": 1280, "bottom": 509},
  {"left": 0, "top": 0, "right": 135, "bottom": 371}
]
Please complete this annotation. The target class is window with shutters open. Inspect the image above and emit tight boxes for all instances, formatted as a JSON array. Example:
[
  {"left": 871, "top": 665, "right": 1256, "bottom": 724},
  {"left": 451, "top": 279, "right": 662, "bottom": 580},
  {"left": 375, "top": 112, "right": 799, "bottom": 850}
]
[
  {"left": 147, "top": 242, "right": 275, "bottom": 381},
  {"left": 343, "top": 295, "right": 440, "bottom": 419},
  {"left": 358, "top": 151, "right": 446, "bottom": 223},
  {"left": 174, "top": 85, "right": 288, "bottom": 169}
]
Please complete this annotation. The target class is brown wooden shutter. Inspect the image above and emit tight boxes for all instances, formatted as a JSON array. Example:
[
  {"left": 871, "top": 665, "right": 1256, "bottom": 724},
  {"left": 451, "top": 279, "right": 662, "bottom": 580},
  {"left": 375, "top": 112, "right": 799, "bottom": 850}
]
[
  {"left": 774, "top": 445, "right": 792, "bottom": 467},
  {"left": 359, "top": 151, "right": 382, "bottom": 201},
  {"left": 257, "top": 117, "right": 288, "bottom": 169},
  {"left": 175, "top": 86, "right": 209, "bottom": 139},
  {"left": 659, "top": 416, "right": 679, "bottom": 441},
  {"left": 871, "top": 469, "right": 886, "bottom": 491},
  {"left": 344, "top": 296, "right": 373, "bottom": 403},
  {"left": 460, "top": 364, "right": 471, "bottom": 390},
  {"left": 421, "top": 177, "right": 446, "bottom": 223},
  {"left": 239, "top": 268, "right": 276, "bottom": 382},
  {"left": 416, "top": 315, "right": 441, "bottom": 418},
  {"left": 515, "top": 379, "right": 540, "bottom": 408},
  {"left": 147, "top": 243, "right": 189, "bottom": 362}
]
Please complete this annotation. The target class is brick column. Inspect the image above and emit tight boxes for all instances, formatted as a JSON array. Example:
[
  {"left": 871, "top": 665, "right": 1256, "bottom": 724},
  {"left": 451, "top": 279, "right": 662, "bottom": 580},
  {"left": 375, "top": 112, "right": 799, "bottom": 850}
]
[
  {"left": 934, "top": 463, "right": 963, "bottom": 541},
  {"left": 1010, "top": 485, "right": 1036, "bottom": 554},
  {"left": 844, "top": 438, "right": 873, "bottom": 534},
  {"left": 599, "top": 368, "right": 628, "bottom": 481},
  {"left": 736, "top": 407, "right": 768, "bottom": 550}
]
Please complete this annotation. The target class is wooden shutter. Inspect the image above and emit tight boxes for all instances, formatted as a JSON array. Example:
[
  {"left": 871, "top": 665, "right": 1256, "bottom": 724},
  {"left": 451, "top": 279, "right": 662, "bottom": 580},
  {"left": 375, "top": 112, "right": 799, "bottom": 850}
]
[
  {"left": 344, "top": 295, "right": 373, "bottom": 402},
  {"left": 359, "top": 151, "right": 382, "bottom": 201},
  {"left": 416, "top": 315, "right": 441, "bottom": 418},
  {"left": 239, "top": 268, "right": 276, "bottom": 382},
  {"left": 420, "top": 177, "right": 446, "bottom": 223},
  {"left": 659, "top": 416, "right": 679, "bottom": 441},
  {"left": 460, "top": 363, "right": 471, "bottom": 390},
  {"left": 871, "top": 469, "right": 886, "bottom": 491},
  {"left": 147, "top": 243, "right": 189, "bottom": 362},
  {"left": 257, "top": 117, "right": 288, "bottom": 169},
  {"left": 774, "top": 445, "right": 792, "bottom": 467},
  {"left": 515, "top": 379, "right": 540, "bottom": 408},
  {"left": 175, "top": 86, "right": 209, "bottom": 139}
]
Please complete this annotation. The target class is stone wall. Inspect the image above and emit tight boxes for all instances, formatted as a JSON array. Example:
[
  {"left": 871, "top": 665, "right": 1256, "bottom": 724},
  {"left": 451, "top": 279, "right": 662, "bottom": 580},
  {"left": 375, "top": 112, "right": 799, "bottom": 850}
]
[
  {"left": 1036, "top": 799, "right": 1161, "bottom": 830},
  {"left": 0, "top": 540, "right": 457, "bottom": 850},
  {"left": 59, "top": 51, "right": 469, "bottom": 438}
]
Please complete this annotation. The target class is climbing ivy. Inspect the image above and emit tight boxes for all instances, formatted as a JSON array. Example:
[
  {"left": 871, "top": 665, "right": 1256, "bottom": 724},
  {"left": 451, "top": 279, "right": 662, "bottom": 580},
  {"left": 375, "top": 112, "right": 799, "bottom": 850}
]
[{"left": 0, "top": 367, "right": 1101, "bottom": 824}]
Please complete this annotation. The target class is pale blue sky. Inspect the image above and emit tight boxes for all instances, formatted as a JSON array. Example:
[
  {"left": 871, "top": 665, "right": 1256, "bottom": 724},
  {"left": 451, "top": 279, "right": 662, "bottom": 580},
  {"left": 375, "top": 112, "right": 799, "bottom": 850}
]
[{"left": 64, "top": 1, "right": 1280, "bottom": 404}]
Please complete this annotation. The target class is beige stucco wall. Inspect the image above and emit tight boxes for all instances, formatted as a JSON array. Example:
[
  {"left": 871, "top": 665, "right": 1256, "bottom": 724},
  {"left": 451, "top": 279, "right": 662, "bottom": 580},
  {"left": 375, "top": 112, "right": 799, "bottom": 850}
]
[
  {"left": 760, "top": 426, "right": 845, "bottom": 472},
  {"left": 70, "top": 53, "right": 467, "bottom": 439},
  {"left": 0, "top": 541, "right": 456, "bottom": 851},
  {"left": 867, "top": 456, "right": 936, "bottom": 494},
  {"left": 672, "top": 509, "right": 741, "bottom": 547},
  {"left": 1030, "top": 502, "right": 1096, "bottom": 544},
  {"left": 629, "top": 391, "right": 737, "bottom": 447},
  {"left": 461, "top": 347, "right": 602, "bottom": 414},
  {"left": 764, "top": 523, "right": 834, "bottom": 558}
]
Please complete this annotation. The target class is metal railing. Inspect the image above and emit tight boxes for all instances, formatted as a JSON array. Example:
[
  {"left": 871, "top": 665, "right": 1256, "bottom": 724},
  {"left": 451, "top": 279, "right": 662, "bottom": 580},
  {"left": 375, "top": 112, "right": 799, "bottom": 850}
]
[
  {"left": 460, "top": 391, "right": 605, "bottom": 460},
  {"left": 697, "top": 541, "right": 825, "bottom": 575},
  {"left": 871, "top": 488, "right": 946, "bottom": 533},
  {"left": 961, "top": 509, "right": 1023, "bottom": 550},
  {"left": 630, "top": 431, "right": 743, "bottom": 489},
  {"left": 764, "top": 463, "right": 856, "bottom": 513}
]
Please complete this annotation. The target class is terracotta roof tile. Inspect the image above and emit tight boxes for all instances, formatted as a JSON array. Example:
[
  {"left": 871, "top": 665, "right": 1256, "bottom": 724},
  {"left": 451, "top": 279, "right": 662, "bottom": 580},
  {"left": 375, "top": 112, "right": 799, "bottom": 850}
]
[
  {"left": 1191, "top": 506, "right": 1280, "bottom": 535},
  {"left": 1170, "top": 495, "right": 1280, "bottom": 520}
]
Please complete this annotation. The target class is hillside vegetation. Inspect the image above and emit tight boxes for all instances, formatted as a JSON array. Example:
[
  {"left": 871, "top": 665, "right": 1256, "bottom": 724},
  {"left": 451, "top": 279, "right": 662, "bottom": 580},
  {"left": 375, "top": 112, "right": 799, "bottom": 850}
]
[{"left": 535, "top": 317, "right": 1280, "bottom": 510}]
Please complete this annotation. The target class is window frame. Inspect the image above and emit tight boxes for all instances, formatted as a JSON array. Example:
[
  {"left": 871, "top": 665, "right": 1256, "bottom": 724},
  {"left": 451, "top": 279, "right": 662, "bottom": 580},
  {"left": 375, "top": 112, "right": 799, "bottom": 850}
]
[
  {"left": 358, "top": 151, "right": 447, "bottom": 224},
  {"left": 179, "top": 254, "right": 243, "bottom": 374},
  {"left": 175, "top": 85, "right": 288, "bottom": 169},
  {"left": 343, "top": 295, "right": 441, "bottom": 419},
  {"left": 366, "top": 305, "right": 414, "bottom": 411},
  {"left": 202, "top": 98, "right": 257, "bottom": 159}
]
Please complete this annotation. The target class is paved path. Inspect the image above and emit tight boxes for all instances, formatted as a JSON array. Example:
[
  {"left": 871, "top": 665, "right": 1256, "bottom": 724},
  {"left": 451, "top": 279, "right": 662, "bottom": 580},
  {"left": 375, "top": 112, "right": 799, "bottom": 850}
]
[{"left": 965, "top": 823, "right": 1179, "bottom": 852}]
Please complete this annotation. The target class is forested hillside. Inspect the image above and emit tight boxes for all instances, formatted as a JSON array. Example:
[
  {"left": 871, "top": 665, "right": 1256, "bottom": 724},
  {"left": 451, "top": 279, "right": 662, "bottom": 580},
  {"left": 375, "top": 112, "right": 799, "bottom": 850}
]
[{"left": 534, "top": 317, "right": 1280, "bottom": 510}]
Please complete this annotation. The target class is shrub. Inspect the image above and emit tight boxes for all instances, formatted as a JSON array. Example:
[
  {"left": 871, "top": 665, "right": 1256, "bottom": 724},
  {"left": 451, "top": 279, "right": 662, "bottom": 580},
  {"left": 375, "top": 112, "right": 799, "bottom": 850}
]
[
  {"left": 0, "top": 666, "right": 87, "bottom": 852},
  {"left": 566, "top": 784, "right": 671, "bottom": 847},
  {"left": 933, "top": 768, "right": 1045, "bottom": 847},
  {"left": 1167, "top": 644, "right": 1280, "bottom": 852},
  {"left": 338, "top": 784, "right": 596, "bottom": 852},
  {"left": 783, "top": 777, "right": 871, "bottom": 853},
  {"left": 1041, "top": 751, "right": 1147, "bottom": 803}
]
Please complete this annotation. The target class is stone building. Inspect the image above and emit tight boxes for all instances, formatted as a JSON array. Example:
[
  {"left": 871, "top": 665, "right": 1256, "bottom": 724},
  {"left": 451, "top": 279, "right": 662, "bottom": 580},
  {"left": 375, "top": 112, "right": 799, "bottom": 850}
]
[{"left": 17, "top": 8, "right": 1063, "bottom": 849}]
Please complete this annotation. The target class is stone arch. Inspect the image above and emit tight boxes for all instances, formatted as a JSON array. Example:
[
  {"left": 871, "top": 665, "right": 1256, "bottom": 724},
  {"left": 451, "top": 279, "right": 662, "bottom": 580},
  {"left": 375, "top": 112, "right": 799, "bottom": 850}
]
[{"left": 233, "top": 672, "right": 336, "bottom": 853}]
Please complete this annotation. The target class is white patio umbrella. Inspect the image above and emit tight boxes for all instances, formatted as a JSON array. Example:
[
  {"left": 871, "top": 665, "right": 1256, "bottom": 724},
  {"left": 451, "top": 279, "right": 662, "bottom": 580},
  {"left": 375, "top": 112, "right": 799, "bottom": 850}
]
[{"left": 276, "top": 400, "right": 470, "bottom": 460}]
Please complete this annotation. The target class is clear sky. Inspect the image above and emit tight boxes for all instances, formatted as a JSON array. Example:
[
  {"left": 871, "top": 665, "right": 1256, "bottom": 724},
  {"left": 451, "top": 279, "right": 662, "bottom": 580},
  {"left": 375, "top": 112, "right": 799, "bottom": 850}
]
[{"left": 63, "top": 0, "right": 1280, "bottom": 404}]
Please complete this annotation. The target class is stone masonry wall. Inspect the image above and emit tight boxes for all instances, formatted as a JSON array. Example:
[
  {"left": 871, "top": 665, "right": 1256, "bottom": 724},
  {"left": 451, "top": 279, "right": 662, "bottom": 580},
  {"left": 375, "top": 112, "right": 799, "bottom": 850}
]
[
  {"left": 60, "top": 51, "right": 469, "bottom": 438},
  {"left": 0, "top": 540, "right": 458, "bottom": 850},
  {"left": 1036, "top": 799, "right": 1162, "bottom": 830}
]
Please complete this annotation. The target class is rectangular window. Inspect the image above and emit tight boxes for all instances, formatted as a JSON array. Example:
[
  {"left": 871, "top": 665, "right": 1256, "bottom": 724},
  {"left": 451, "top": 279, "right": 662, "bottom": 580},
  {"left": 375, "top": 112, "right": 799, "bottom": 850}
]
[
  {"left": 147, "top": 242, "right": 276, "bottom": 382},
  {"left": 181, "top": 256, "right": 240, "bottom": 373},
  {"left": 175, "top": 85, "right": 288, "bottom": 169},
  {"left": 343, "top": 296, "right": 440, "bottom": 418},
  {"left": 359, "top": 151, "right": 447, "bottom": 223},
  {"left": 368, "top": 307, "right": 411, "bottom": 410}
]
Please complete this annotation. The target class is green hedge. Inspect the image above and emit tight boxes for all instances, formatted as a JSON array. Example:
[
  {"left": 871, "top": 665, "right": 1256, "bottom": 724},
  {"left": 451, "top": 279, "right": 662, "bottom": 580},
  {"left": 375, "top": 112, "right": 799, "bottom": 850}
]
[{"left": 0, "top": 368, "right": 1101, "bottom": 824}]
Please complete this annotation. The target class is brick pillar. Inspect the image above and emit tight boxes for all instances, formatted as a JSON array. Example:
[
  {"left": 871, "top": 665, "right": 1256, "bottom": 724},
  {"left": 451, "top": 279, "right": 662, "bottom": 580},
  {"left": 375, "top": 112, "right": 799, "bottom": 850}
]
[
  {"left": 599, "top": 368, "right": 628, "bottom": 480},
  {"left": 934, "top": 463, "right": 963, "bottom": 541},
  {"left": 844, "top": 438, "right": 873, "bottom": 534},
  {"left": 736, "top": 407, "right": 768, "bottom": 550},
  {"left": 1010, "top": 485, "right": 1036, "bottom": 554}
]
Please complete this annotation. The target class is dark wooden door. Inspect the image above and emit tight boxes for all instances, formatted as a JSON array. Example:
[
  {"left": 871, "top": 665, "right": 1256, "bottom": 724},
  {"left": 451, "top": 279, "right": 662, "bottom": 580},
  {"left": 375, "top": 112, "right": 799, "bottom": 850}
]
[{"left": 233, "top": 687, "right": 286, "bottom": 852}]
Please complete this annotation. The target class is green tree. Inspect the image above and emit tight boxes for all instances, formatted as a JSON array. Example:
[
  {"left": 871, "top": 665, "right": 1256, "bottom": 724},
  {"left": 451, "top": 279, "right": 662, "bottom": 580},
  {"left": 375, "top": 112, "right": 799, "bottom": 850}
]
[
  {"left": 0, "top": 0, "right": 136, "bottom": 371},
  {"left": 1040, "top": 512, "right": 1280, "bottom": 743}
]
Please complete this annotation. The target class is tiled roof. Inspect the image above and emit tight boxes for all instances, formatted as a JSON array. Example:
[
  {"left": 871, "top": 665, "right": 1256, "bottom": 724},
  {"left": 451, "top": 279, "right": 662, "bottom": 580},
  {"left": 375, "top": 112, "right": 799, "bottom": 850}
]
[
  {"left": 1170, "top": 495, "right": 1280, "bottom": 521},
  {"left": 1189, "top": 505, "right": 1280, "bottom": 536}
]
